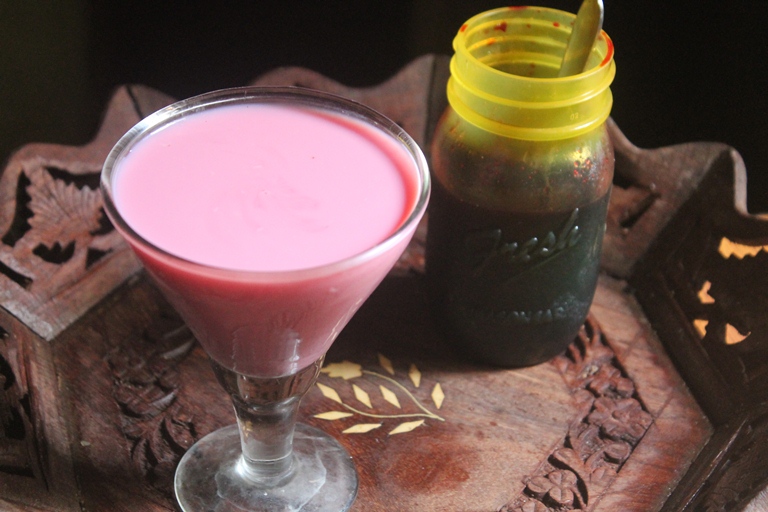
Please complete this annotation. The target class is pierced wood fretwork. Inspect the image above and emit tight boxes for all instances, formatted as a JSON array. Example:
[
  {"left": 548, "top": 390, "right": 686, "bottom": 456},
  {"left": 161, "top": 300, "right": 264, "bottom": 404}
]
[
  {"left": 0, "top": 86, "right": 174, "bottom": 341},
  {"left": 632, "top": 146, "right": 768, "bottom": 511}
]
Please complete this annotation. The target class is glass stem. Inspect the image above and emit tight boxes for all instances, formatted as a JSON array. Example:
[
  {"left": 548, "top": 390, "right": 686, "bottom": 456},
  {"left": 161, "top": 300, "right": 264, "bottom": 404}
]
[
  {"left": 233, "top": 395, "right": 301, "bottom": 486},
  {"left": 210, "top": 357, "right": 325, "bottom": 488}
]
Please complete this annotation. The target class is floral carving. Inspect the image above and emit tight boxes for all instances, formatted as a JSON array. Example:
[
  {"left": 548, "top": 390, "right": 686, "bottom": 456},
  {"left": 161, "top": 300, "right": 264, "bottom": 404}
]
[
  {"left": 586, "top": 366, "right": 634, "bottom": 399},
  {"left": 517, "top": 500, "right": 555, "bottom": 512},
  {"left": 1, "top": 165, "right": 110, "bottom": 275},
  {"left": 588, "top": 397, "right": 652, "bottom": 443},
  {"left": 27, "top": 171, "right": 103, "bottom": 249},
  {"left": 504, "top": 316, "right": 654, "bottom": 511},
  {"left": 527, "top": 469, "right": 582, "bottom": 509},
  {"left": 0, "top": 158, "right": 132, "bottom": 341},
  {"left": 107, "top": 312, "right": 197, "bottom": 490}
]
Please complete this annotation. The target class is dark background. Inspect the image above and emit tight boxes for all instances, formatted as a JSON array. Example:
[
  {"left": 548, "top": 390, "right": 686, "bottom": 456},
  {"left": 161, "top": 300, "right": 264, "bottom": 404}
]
[{"left": 2, "top": 1, "right": 767, "bottom": 211}]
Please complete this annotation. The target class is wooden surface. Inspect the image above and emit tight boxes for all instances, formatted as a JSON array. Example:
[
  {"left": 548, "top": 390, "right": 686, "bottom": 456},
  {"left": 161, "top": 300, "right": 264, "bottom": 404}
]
[{"left": 0, "top": 54, "right": 766, "bottom": 511}]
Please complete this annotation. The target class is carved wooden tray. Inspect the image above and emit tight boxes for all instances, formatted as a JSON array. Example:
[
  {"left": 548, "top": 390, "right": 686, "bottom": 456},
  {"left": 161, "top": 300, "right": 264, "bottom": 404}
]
[{"left": 1, "top": 55, "right": 766, "bottom": 511}]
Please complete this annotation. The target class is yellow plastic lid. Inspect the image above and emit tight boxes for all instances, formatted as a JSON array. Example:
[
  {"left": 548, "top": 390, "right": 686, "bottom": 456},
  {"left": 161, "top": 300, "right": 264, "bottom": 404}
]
[{"left": 448, "top": 6, "right": 615, "bottom": 140}]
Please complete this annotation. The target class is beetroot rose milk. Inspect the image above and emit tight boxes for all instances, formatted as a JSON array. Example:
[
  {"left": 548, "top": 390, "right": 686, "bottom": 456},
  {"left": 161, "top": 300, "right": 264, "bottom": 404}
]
[{"left": 111, "top": 103, "right": 421, "bottom": 377}]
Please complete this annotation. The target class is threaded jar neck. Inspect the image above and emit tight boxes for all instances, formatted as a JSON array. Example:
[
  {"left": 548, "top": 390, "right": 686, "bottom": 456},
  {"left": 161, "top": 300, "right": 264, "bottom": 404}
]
[{"left": 448, "top": 6, "right": 615, "bottom": 141}]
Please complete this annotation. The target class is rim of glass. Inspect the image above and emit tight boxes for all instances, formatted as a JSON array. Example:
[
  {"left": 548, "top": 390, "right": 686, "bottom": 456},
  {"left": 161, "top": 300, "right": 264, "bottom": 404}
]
[{"left": 100, "top": 86, "right": 431, "bottom": 282}]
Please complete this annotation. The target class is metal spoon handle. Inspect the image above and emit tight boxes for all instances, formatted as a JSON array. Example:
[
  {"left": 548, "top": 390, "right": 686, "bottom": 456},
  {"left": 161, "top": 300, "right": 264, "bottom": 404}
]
[{"left": 559, "top": 0, "right": 604, "bottom": 77}]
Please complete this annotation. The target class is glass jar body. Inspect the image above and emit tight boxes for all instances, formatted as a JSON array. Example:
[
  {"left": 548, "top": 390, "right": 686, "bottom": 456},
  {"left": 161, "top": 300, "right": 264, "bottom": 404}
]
[{"left": 426, "top": 106, "right": 614, "bottom": 367}]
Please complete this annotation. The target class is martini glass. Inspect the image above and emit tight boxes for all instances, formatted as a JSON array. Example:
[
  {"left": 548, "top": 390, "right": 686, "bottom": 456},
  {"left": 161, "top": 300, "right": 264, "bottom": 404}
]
[{"left": 100, "top": 87, "right": 430, "bottom": 511}]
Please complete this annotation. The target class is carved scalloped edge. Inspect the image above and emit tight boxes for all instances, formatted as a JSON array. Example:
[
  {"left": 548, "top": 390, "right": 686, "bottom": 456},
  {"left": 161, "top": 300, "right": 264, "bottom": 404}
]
[
  {"left": 248, "top": 54, "right": 448, "bottom": 150},
  {"left": 605, "top": 120, "right": 748, "bottom": 279}
]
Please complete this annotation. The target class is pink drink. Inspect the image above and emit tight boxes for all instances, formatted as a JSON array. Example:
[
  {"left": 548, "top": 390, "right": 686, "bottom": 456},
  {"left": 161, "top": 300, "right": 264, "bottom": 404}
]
[{"left": 109, "top": 101, "right": 424, "bottom": 377}]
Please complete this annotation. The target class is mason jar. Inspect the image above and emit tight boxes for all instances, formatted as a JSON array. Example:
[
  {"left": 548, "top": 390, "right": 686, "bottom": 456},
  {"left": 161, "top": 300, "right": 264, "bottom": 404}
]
[{"left": 426, "top": 6, "right": 616, "bottom": 367}]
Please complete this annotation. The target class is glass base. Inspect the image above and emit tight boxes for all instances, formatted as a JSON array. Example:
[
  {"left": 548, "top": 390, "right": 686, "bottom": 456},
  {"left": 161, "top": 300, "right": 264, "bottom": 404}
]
[{"left": 175, "top": 423, "right": 358, "bottom": 511}]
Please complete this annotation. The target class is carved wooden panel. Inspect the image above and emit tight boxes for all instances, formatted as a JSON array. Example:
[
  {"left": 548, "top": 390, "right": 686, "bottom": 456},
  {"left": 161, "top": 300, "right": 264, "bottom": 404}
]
[
  {"left": 0, "top": 308, "right": 78, "bottom": 511},
  {"left": 0, "top": 86, "right": 175, "bottom": 340},
  {"left": 53, "top": 277, "right": 227, "bottom": 511},
  {"left": 601, "top": 120, "right": 737, "bottom": 279},
  {"left": 632, "top": 146, "right": 768, "bottom": 511}
]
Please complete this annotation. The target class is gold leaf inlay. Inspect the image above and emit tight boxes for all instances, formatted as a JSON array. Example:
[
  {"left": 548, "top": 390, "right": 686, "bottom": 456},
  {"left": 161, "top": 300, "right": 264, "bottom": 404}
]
[
  {"left": 314, "top": 411, "right": 354, "bottom": 420},
  {"left": 378, "top": 353, "right": 395, "bottom": 375},
  {"left": 343, "top": 423, "right": 382, "bottom": 434},
  {"left": 352, "top": 384, "right": 372, "bottom": 408},
  {"left": 389, "top": 420, "right": 425, "bottom": 435},
  {"left": 316, "top": 383, "right": 342, "bottom": 404},
  {"left": 380, "top": 385, "right": 401, "bottom": 408},
  {"left": 408, "top": 364, "right": 421, "bottom": 388},
  {"left": 432, "top": 383, "right": 445, "bottom": 409}
]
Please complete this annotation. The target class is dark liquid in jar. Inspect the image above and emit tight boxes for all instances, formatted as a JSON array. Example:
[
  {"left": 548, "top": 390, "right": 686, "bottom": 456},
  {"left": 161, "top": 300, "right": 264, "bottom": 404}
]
[{"left": 426, "top": 178, "right": 610, "bottom": 366}]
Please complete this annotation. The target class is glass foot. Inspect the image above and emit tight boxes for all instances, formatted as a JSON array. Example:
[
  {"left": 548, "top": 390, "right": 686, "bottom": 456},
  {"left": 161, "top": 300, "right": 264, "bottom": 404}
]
[{"left": 175, "top": 423, "right": 358, "bottom": 511}]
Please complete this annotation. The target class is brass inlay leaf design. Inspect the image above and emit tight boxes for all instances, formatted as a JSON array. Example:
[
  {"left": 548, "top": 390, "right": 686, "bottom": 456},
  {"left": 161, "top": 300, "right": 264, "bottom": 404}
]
[
  {"left": 379, "top": 385, "right": 401, "bottom": 408},
  {"left": 389, "top": 420, "right": 425, "bottom": 435},
  {"left": 431, "top": 383, "right": 445, "bottom": 409},
  {"left": 316, "top": 382, "right": 342, "bottom": 404},
  {"left": 352, "top": 384, "right": 372, "bottom": 408},
  {"left": 343, "top": 423, "right": 382, "bottom": 434},
  {"left": 314, "top": 411, "right": 353, "bottom": 420},
  {"left": 408, "top": 364, "right": 421, "bottom": 388},
  {"left": 315, "top": 360, "right": 362, "bottom": 380},
  {"left": 316, "top": 356, "right": 444, "bottom": 435},
  {"left": 377, "top": 353, "right": 395, "bottom": 375}
]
